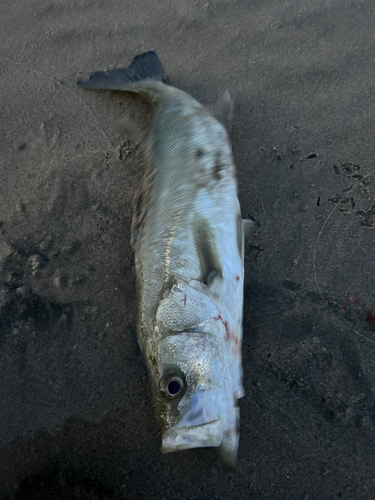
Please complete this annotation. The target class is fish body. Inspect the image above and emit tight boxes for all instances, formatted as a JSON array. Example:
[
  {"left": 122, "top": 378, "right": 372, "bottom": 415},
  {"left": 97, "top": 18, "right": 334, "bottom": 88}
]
[{"left": 78, "top": 52, "right": 251, "bottom": 466}]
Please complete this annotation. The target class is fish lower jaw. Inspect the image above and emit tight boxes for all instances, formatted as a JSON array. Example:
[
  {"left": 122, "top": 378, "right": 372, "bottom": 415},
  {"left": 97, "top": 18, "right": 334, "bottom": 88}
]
[{"left": 161, "top": 418, "right": 224, "bottom": 453}]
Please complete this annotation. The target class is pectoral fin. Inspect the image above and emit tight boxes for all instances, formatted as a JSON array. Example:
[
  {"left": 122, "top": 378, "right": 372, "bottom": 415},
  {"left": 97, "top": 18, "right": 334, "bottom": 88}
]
[{"left": 193, "top": 214, "right": 223, "bottom": 286}]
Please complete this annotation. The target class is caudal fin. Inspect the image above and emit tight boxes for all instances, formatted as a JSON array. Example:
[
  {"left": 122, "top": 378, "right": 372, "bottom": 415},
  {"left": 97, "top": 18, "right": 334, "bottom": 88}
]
[{"left": 77, "top": 51, "right": 163, "bottom": 90}]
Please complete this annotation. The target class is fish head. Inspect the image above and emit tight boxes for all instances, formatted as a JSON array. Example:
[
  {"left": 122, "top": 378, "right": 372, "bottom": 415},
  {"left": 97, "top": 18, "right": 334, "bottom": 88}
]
[{"left": 147, "top": 330, "right": 239, "bottom": 466}]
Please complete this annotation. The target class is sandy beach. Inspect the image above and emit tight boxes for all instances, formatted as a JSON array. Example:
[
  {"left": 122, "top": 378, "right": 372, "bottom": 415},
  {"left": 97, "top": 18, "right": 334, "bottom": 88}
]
[{"left": 1, "top": 0, "right": 375, "bottom": 498}]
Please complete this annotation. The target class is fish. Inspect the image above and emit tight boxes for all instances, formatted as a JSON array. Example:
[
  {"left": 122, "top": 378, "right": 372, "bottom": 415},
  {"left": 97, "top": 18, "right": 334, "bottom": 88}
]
[{"left": 78, "top": 52, "right": 257, "bottom": 467}]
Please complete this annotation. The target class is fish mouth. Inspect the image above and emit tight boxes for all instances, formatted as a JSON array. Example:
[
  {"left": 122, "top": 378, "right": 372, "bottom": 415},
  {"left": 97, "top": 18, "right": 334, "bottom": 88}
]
[{"left": 161, "top": 418, "right": 224, "bottom": 453}]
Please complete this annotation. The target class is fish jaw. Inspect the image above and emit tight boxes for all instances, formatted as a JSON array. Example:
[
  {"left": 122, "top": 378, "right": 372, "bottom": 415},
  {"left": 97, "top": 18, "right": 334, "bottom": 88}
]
[
  {"left": 160, "top": 388, "right": 226, "bottom": 453},
  {"left": 160, "top": 385, "right": 239, "bottom": 463},
  {"left": 161, "top": 399, "right": 240, "bottom": 467},
  {"left": 162, "top": 418, "right": 224, "bottom": 453}
]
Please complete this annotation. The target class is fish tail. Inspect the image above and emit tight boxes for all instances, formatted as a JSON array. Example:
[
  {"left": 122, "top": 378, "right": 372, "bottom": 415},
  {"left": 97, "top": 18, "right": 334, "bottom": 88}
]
[{"left": 77, "top": 51, "right": 165, "bottom": 95}]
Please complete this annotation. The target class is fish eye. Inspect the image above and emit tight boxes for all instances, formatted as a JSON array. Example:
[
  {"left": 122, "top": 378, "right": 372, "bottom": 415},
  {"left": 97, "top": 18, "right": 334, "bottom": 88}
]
[
  {"left": 168, "top": 379, "right": 182, "bottom": 396},
  {"left": 160, "top": 372, "right": 186, "bottom": 399}
]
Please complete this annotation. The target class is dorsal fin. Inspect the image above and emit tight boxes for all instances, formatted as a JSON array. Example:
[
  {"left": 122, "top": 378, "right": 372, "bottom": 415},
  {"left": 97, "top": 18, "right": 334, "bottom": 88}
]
[
  {"left": 211, "top": 90, "right": 234, "bottom": 130},
  {"left": 242, "top": 218, "right": 260, "bottom": 238}
]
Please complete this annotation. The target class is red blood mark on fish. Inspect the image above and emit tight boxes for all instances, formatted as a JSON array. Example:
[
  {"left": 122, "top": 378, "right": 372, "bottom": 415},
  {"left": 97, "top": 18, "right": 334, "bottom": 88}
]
[
  {"left": 235, "top": 275, "right": 240, "bottom": 282},
  {"left": 216, "top": 314, "right": 230, "bottom": 339},
  {"left": 215, "top": 314, "right": 240, "bottom": 356},
  {"left": 228, "top": 333, "right": 240, "bottom": 356}
]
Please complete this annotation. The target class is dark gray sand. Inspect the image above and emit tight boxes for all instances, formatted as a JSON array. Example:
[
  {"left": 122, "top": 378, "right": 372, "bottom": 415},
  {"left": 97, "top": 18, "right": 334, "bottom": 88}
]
[{"left": 1, "top": 1, "right": 375, "bottom": 499}]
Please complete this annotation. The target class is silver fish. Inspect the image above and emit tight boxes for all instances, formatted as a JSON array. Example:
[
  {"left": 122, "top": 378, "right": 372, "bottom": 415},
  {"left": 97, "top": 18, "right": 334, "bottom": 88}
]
[{"left": 78, "top": 52, "right": 256, "bottom": 467}]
